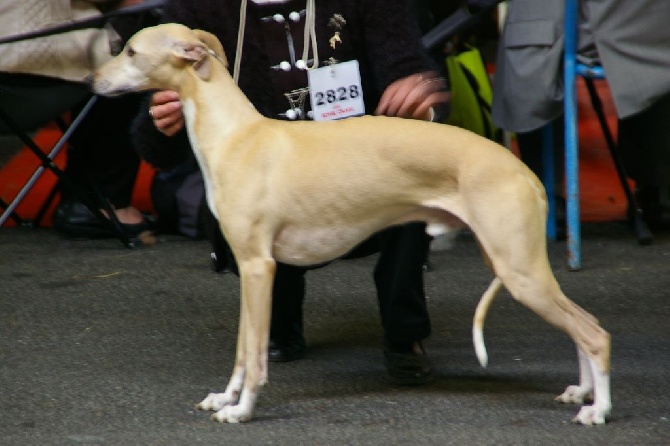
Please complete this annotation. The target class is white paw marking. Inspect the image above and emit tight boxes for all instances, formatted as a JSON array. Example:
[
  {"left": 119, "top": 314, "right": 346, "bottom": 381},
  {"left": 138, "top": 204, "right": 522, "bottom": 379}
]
[
  {"left": 572, "top": 405, "right": 609, "bottom": 426},
  {"left": 195, "top": 392, "right": 237, "bottom": 412},
  {"left": 555, "top": 385, "right": 593, "bottom": 405},
  {"left": 211, "top": 404, "right": 252, "bottom": 424}
]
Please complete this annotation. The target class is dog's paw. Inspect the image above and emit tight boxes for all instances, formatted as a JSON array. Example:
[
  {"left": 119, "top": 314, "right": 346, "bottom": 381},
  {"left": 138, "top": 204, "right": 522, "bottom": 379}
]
[
  {"left": 211, "top": 404, "right": 253, "bottom": 423},
  {"left": 571, "top": 404, "right": 610, "bottom": 426},
  {"left": 195, "top": 392, "right": 237, "bottom": 412},
  {"left": 555, "top": 385, "right": 593, "bottom": 405}
]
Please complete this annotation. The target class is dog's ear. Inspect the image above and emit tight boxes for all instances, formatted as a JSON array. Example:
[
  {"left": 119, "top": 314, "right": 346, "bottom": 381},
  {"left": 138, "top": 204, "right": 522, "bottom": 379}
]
[
  {"left": 170, "top": 30, "right": 227, "bottom": 81},
  {"left": 171, "top": 41, "right": 208, "bottom": 63},
  {"left": 171, "top": 40, "right": 214, "bottom": 81},
  {"left": 193, "top": 29, "right": 228, "bottom": 67}
]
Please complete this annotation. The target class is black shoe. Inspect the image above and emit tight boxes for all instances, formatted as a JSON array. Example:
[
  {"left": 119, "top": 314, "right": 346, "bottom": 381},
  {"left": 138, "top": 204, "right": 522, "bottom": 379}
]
[
  {"left": 636, "top": 186, "right": 670, "bottom": 230},
  {"left": 268, "top": 338, "right": 306, "bottom": 362},
  {"left": 53, "top": 199, "right": 156, "bottom": 239},
  {"left": 383, "top": 340, "right": 434, "bottom": 385}
]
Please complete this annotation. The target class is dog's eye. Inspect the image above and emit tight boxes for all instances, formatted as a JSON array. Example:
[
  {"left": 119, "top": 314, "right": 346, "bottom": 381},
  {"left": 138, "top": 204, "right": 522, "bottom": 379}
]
[{"left": 127, "top": 47, "right": 136, "bottom": 57}]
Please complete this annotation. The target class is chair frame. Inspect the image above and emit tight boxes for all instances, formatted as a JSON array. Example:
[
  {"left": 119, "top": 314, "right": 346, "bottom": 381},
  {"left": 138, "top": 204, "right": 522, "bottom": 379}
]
[{"left": 0, "top": 0, "right": 165, "bottom": 248}]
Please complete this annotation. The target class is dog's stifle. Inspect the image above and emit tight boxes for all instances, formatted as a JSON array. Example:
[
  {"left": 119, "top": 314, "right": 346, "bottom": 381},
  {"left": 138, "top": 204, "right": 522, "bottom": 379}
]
[{"left": 91, "top": 24, "right": 612, "bottom": 425}]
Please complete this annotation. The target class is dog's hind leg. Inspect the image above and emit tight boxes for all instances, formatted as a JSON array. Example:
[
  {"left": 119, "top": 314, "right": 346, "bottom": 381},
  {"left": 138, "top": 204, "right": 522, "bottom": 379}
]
[
  {"left": 488, "top": 249, "right": 612, "bottom": 425},
  {"left": 558, "top": 342, "right": 611, "bottom": 425},
  {"left": 464, "top": 177, "right": 611, "bottom": 424},
  {"left": 556, "top": 347, "right": 594, "bottom": 405},
  {"left": 208, "top": 255, "right": 275, "bottom": 423},
  {"left": 553, "top": 300, "right": 612, "bottom": 411}
]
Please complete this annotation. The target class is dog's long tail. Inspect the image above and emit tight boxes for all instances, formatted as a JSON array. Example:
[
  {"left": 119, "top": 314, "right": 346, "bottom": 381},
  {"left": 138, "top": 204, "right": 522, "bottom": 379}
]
[{"left": 472, "top": 277, "right": 503, "bottom": 368}]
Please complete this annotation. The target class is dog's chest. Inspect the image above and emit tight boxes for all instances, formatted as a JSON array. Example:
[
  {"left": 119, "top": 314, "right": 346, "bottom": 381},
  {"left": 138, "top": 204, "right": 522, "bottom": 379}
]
[{"left": 272, "top": 225, "right": 369, "bottom": 266}]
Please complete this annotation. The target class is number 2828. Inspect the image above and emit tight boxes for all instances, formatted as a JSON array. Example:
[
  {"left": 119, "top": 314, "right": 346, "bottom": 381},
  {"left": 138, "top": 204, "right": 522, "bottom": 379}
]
[{"left": 314, "top": 85, "right": 361, "bottom": 106}]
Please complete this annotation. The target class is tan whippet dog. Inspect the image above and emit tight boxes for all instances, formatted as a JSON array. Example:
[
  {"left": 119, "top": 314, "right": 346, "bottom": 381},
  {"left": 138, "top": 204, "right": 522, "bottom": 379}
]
[{"left": 90, "top": 24, "right": 611, "bottom": 425}]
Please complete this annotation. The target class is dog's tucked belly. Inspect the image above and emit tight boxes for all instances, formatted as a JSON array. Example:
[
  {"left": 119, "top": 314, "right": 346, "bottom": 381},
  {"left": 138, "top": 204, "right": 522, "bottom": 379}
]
[
  {"left": 272, "top": 226, "right": 374, "bottom": 266},
  {"left": 271, "top": 205, "right": 465, "bottom": 266}
]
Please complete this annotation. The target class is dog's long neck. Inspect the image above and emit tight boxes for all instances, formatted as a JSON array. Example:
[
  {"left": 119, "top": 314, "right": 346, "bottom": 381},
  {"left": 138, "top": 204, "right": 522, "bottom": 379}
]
[
  {"left": 176, "top": 53, "right": 264, "bottom": 222},
  {"left": 178, "top": 54, "right": 264, "bottom": 155}
]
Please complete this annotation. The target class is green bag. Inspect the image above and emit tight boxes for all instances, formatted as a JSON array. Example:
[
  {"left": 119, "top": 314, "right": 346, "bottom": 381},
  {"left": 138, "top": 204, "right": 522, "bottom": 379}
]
[{"left": 445, "top": 47, "right": 501, "bottom": 142}]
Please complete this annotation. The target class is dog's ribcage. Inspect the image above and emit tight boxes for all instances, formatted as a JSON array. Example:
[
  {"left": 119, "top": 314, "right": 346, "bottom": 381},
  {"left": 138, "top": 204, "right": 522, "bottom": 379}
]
[{"left": 271, "top": 224, "right": 374, "bottom": 266}]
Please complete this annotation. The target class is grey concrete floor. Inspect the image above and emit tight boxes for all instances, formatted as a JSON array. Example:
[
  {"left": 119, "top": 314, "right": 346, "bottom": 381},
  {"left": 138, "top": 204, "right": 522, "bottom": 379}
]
[{"left": 1, "top": 223, "right": 669, "bottom": 445}]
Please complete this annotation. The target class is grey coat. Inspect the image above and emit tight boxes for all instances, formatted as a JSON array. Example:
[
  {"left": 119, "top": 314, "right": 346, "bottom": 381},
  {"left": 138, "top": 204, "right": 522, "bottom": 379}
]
[{"left": 492, "top": 0, "right": 670, "bottom": 133}]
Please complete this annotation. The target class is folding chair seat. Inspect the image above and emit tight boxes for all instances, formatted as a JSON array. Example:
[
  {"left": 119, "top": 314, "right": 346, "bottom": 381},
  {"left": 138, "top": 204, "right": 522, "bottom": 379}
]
[{"left": 0, "top": 0, "right": 166, "bottom": 248}]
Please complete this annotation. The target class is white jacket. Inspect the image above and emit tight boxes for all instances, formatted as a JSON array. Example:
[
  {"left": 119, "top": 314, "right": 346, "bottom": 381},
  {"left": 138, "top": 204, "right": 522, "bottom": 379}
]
[{"left": 0, "top": 0, "right": 117, "bottom": 82}]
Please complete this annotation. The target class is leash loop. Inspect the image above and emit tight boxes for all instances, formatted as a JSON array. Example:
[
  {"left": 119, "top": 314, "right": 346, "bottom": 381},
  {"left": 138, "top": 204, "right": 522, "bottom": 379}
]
[{"left": 234, "top": 0, "right": 318, "bottom": 84}]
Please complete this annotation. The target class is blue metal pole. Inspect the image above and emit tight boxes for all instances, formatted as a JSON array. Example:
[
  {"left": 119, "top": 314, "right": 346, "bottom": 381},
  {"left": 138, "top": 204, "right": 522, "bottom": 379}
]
[{"left": 564, "top": 0, "right": 581, "bottom": 270}]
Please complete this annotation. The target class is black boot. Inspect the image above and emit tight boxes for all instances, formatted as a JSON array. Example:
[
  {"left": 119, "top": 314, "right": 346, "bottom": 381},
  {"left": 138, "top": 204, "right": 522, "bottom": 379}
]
[
  {"left": 268, "top": 337, "right": 306, "bottom": 362},
  {"left": 268, "top": 264, "right": 307, "bottom": 362},
  {"left": 636, "top": 186, "right": 670, "bottom": 230},
  {"left": 383, "top": 339, "right": 434, "bottom": 385}
]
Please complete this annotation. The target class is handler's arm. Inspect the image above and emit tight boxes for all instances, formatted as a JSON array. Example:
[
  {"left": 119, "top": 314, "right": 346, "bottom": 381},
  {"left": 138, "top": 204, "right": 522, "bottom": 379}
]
[{"left": 361, "top": 0, "right": 449, "bottom": 120}]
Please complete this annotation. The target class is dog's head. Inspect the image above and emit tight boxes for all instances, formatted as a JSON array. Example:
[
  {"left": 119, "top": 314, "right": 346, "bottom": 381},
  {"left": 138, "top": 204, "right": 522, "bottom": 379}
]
[{"left": 90, "top": 23, "right": 228, "bottom": 96}]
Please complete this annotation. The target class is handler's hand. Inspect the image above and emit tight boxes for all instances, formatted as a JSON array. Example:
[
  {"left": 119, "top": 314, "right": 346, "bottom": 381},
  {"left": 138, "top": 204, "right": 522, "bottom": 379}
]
[
  {"left": 374, "top": 71, "right": 449, "bottom": 121},
  {"left": 149, "top": 90, "right": 184, "bottom": 137}
]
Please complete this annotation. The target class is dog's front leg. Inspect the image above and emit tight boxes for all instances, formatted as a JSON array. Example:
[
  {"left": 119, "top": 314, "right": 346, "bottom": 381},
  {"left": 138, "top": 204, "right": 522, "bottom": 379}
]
[
  {"left": 211, "top": 256, "right": 275, "bottom": 423},
  {"left": 196, "top": 324, "right": 247, "bottom": 412}
]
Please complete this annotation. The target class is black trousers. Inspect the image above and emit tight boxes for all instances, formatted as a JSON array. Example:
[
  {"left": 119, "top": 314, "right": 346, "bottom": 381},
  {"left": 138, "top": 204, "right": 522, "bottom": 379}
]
[
  {"left": 65, "top": 94, "right": 144, "bottom": 209},
  {"left": 517, "top": 90, "right": 670, "bottom": 190},
  {"left": 209, "top": 212, "right": 432, "bottom": 344},
  {"left": 619, "top": 90, "right": 670, "bottom": 189},
  {"left": 0, "top": 74, "right": 143, "bottom": 210}
]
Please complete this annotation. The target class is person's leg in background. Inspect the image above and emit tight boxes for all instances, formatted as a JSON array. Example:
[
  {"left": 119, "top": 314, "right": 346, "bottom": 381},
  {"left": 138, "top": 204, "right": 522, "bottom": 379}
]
[
  {"left": 266, "top": 221, "right": 435, "bottom": 380},
  {"left": 53, "top": 93, "right": 155, "bottom": 238},
  {"left": 619, "top": 90, "right": 670, "bottom": 230},
  {"left": 374, "top": 222, "right": 433, "bottom": 385},
  {"left": 268, "top": 264, "right": 308, "bottom": 362}
]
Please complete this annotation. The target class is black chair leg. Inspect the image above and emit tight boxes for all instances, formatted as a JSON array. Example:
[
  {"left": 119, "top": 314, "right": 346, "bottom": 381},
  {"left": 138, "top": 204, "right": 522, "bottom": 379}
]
[
  {"left": 0, "top": 97, "right": 138, "bottom": 248},
  {"left": 583, "top": 78, "right": 653, "bottom": 245},
  {"left": 0, "top": 197, "right": 28, "bottom": 226}
]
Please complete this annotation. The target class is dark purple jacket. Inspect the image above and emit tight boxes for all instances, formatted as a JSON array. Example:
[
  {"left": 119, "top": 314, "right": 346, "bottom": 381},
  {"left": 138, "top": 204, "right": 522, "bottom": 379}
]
[{"left": 131, "top": 0, "right": 439, "bottom": 168}]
